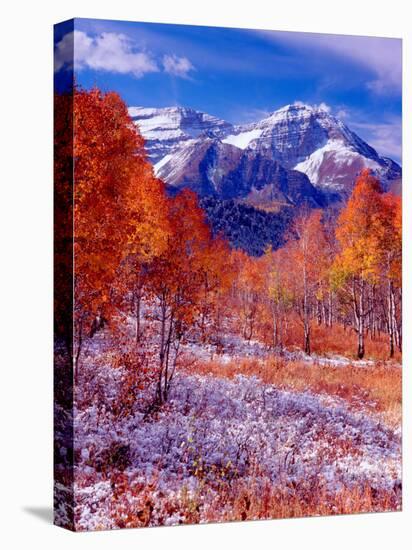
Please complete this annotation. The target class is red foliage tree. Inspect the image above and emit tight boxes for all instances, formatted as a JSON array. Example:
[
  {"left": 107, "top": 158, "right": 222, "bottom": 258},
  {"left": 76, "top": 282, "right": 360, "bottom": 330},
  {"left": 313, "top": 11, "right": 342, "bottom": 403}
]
[{"left": 72, "top": 87, "right": 168, "bottom": 372}]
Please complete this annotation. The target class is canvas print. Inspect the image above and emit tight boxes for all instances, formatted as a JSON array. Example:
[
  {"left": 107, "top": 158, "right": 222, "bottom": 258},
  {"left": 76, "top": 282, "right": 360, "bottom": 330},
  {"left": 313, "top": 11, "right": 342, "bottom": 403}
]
[{"left": 54, "top": 18, "right": 402, "bottom": 531}]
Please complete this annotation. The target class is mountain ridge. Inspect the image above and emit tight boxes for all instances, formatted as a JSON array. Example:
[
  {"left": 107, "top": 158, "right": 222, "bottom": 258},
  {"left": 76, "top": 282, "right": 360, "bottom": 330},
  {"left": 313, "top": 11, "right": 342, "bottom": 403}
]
[{"left": 129, "top": 102, "right": 401, "bottom": 202}]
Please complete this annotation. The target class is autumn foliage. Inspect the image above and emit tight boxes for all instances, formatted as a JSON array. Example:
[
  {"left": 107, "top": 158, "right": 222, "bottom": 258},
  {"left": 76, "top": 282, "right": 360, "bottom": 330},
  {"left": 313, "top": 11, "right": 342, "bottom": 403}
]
[
  {"left": 333, "top": 171, "right": 401, "bottom": 358},
  {"left": 54, "top": 86, "right": 402, "bottom": 531},
  {"left": 53, "top": 87, "right": 232, "bottom": 397},
  {"left": 55, "top": 87, "right": 402, "bottom": 396},
  {"left": 71, "top": 88, "right": 169, "bottom": 369}
]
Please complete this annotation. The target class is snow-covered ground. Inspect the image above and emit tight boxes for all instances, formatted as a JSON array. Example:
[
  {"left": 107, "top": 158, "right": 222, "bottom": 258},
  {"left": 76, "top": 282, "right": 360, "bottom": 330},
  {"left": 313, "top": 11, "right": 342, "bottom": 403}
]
[
  {"left": 180, "top": 333, "right": 383, "bottom": 369},
  {"left": 52, "top": 321, "right": 401, "bottom": 530},
  {"left": 72, "top": 370, "right": 401, "bottom": 530}
]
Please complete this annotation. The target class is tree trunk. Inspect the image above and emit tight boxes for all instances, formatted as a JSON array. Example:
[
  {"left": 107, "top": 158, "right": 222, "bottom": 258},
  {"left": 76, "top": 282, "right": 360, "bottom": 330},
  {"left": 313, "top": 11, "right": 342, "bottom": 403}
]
[
  {"left": 304, "top": 323, "right": 311, "bottom": 355},
  {"left": 134, "top": 271, "right": 144, "bottom": 344},
  {"left": 388, "top": 280, "right": 395, "bottom": 358},
  {"left": 74, "top": 315, "right": 84, "bottom": 383},
  {"left": 396, "top": 288, "right": 402, "bottom": 352},
  {"left": 357, "top": 279, "right": 365, "bottom": 359},
  {"left": 302, "top": 262, "right": 311, "bottom": 355},
  {"left": 328, "top": 291, "right": 333, "bottom": 327},
  {"left": 157, "top": 299, "right": 167, "bottom": 405},
  {"left": 163, "top": 311, "right": 174, "bottom": 402},
  {"left": 272, "top": 310, "right": 278, "bottom": 348},
  {"left": 322, "top": 300, "right": 327, "bottom": 326},
  {"left": 316, "top": 299, "right": 322, "bottom": 326},
  {"left": 135, "top": 289, "right": 141, "bottom": 344}
]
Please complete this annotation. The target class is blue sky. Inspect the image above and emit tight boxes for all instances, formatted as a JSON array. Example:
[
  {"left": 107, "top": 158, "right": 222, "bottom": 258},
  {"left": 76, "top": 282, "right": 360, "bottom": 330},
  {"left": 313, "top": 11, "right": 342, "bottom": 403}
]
[{"left": 54, "top": 18, "right": 402, "bottom": 163}]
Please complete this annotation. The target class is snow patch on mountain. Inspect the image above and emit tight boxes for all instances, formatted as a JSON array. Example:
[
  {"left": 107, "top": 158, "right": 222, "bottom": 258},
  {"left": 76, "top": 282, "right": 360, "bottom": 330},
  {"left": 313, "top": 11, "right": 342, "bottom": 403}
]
[
  {"left": 222, "top": 129, "right": 263, "bottom": 149},
  {"left": 129, "top": 106, "right": 232, "bottom": 164},
  {"left": 154, "top": 154, "right": 173, "bottom": 175},
  {"left": 129, "top": 107, "right": 187, "bottom": 141},
  {"left": 294, "top": 139, "right": 381, "bottom": 189}
]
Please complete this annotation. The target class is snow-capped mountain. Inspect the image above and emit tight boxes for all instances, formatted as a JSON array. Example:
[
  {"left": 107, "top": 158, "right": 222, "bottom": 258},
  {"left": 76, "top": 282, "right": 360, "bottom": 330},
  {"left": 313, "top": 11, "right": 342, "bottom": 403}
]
[
  {"left": 226, "top": 103, "right": 401, "bottom": 196},
  {"left": 128, "top": 106, "right": 232, "bottom": 166},
  {"left": 155, "top": 135, "right": 324, "bottom": 207},
  {"left": 129, "top": 102, "right": 401, "bottom": 202}
]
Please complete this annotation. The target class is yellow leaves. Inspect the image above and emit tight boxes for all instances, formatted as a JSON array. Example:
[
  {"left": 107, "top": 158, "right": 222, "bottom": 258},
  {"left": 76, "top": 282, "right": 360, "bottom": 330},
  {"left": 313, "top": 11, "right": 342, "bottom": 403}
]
[{"left": 335, "top": 170, "right": 401, "bottom": 287}]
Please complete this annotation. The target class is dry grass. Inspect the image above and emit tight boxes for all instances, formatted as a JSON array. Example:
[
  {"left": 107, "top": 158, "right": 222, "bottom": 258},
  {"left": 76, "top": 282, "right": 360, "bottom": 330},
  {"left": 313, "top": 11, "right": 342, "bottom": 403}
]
[
  {"left": 268, "top": 320, "right": 402, "bottom": 362},
  {"left": 90, "top": 470, "right": 400, "bottom": 530},
  {"left": 188, "top": 356, "right": 401, "bottom": 427},
  {"left": 204, "top": 478, "right": 400, "bottom": 522},
  {"left": 309, "top": 323, "right": 402, "bottom": 362}
]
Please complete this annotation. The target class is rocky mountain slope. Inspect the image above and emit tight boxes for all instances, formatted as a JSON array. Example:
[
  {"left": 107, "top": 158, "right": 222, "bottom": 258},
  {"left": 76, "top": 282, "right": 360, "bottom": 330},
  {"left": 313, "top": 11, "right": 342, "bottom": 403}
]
[
  {"left": 158, "top": 136, "right": 324, "bottom": 208},
  {"left": 128, "top": 106, "right": 231, "bottom": 166},
  {"left": 130, "top": 103, "right": 401, "bottom": 201},
  {"left": 229, "top": 103, "right": 400, "bottom": 198}
]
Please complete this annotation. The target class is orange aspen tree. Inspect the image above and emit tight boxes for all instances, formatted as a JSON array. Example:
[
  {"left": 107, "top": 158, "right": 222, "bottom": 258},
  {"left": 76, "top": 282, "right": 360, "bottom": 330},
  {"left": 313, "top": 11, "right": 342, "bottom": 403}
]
[
  {"left": 334, "top": 170, "right": 385, "bottom": 359},
  {"left": 231, "top": 250, "right": 266, "bottom": 343},
  {"left": 286, "top": 210, "right": 328, "bottom": 355},
  {"left": 118, "top": 170, "right": 169, "bottom": 345},
  {"left": 262, "top": 246, "right": 293, "bottom": 349},
  {"left": 376, "top": 193, "right": 402, "bottom": 356},
  {"left": 146, "top": 190, "right": 214, "bottom": 404},
  {"left": 197, "top": 236, "right": 232, "bottom": 344}
]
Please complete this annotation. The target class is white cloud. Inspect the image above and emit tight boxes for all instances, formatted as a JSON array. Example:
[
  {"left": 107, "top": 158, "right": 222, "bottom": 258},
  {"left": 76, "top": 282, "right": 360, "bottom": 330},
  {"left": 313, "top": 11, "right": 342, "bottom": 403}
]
[
  {"left": 316, "top": 102, "right": 331, "bottom": 113},
  {"left": 313, "top": 35, "right": 402, "bottom": 96},
  {"left": 162, "top": 54, "right": 195, "bottom": 78},
  {"left": 305, "top": 102, "right": 331, "bottom": 113},
  {"left": 54, "top": 31, "right": 75, "bottom": 72},
  {"left": 55, "top": 31, "right": 196, "bottom": 80},
  {"left": 259, "top": 31, "right": 402, "bottom": 96},
  {"left": 350, "top": 118, "right": 402, "bottom": 162},
  {"left": 293, "top": 100, "right": 307, "bottom": 108},
  {"left": 336, "top": 108, "right": 349, "bottom": 120},
  {"left": 55, "top": 30, "right": 158, "bottom": 77},
  {"left": 292, "top": 101, "right": 331, "bottom": 113}
]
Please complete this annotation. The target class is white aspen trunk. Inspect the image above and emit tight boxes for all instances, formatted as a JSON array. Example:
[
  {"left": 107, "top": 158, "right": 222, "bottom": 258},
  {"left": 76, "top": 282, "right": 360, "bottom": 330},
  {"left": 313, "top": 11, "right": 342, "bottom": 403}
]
[{"left": 358, "top": 279, "right": 365, "bottom": 359}]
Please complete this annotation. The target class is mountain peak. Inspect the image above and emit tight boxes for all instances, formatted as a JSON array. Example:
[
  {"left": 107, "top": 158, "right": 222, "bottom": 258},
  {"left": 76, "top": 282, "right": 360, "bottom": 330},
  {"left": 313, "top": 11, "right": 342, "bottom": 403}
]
[
  {"left": 280, "top": 102, "right": 331, "bottom": 113},
  {"left": 129, "top": 101, "right": 401, "bottom": 198},
  {"left": 263, "top": 102, "right": 333, "bottom": 124},
  {"left": 128, "top": 105, "right": 232, "bottom": 164},
  {"left": 277, "top": 102, "right": 314, "bottom": 112}
]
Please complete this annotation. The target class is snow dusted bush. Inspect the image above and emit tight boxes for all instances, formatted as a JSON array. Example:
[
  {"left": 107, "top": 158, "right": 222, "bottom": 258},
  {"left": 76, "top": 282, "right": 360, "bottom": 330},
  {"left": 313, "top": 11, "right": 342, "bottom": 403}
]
[{"left": 71, "top": 370, "right": 401, "bottom": 530}]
